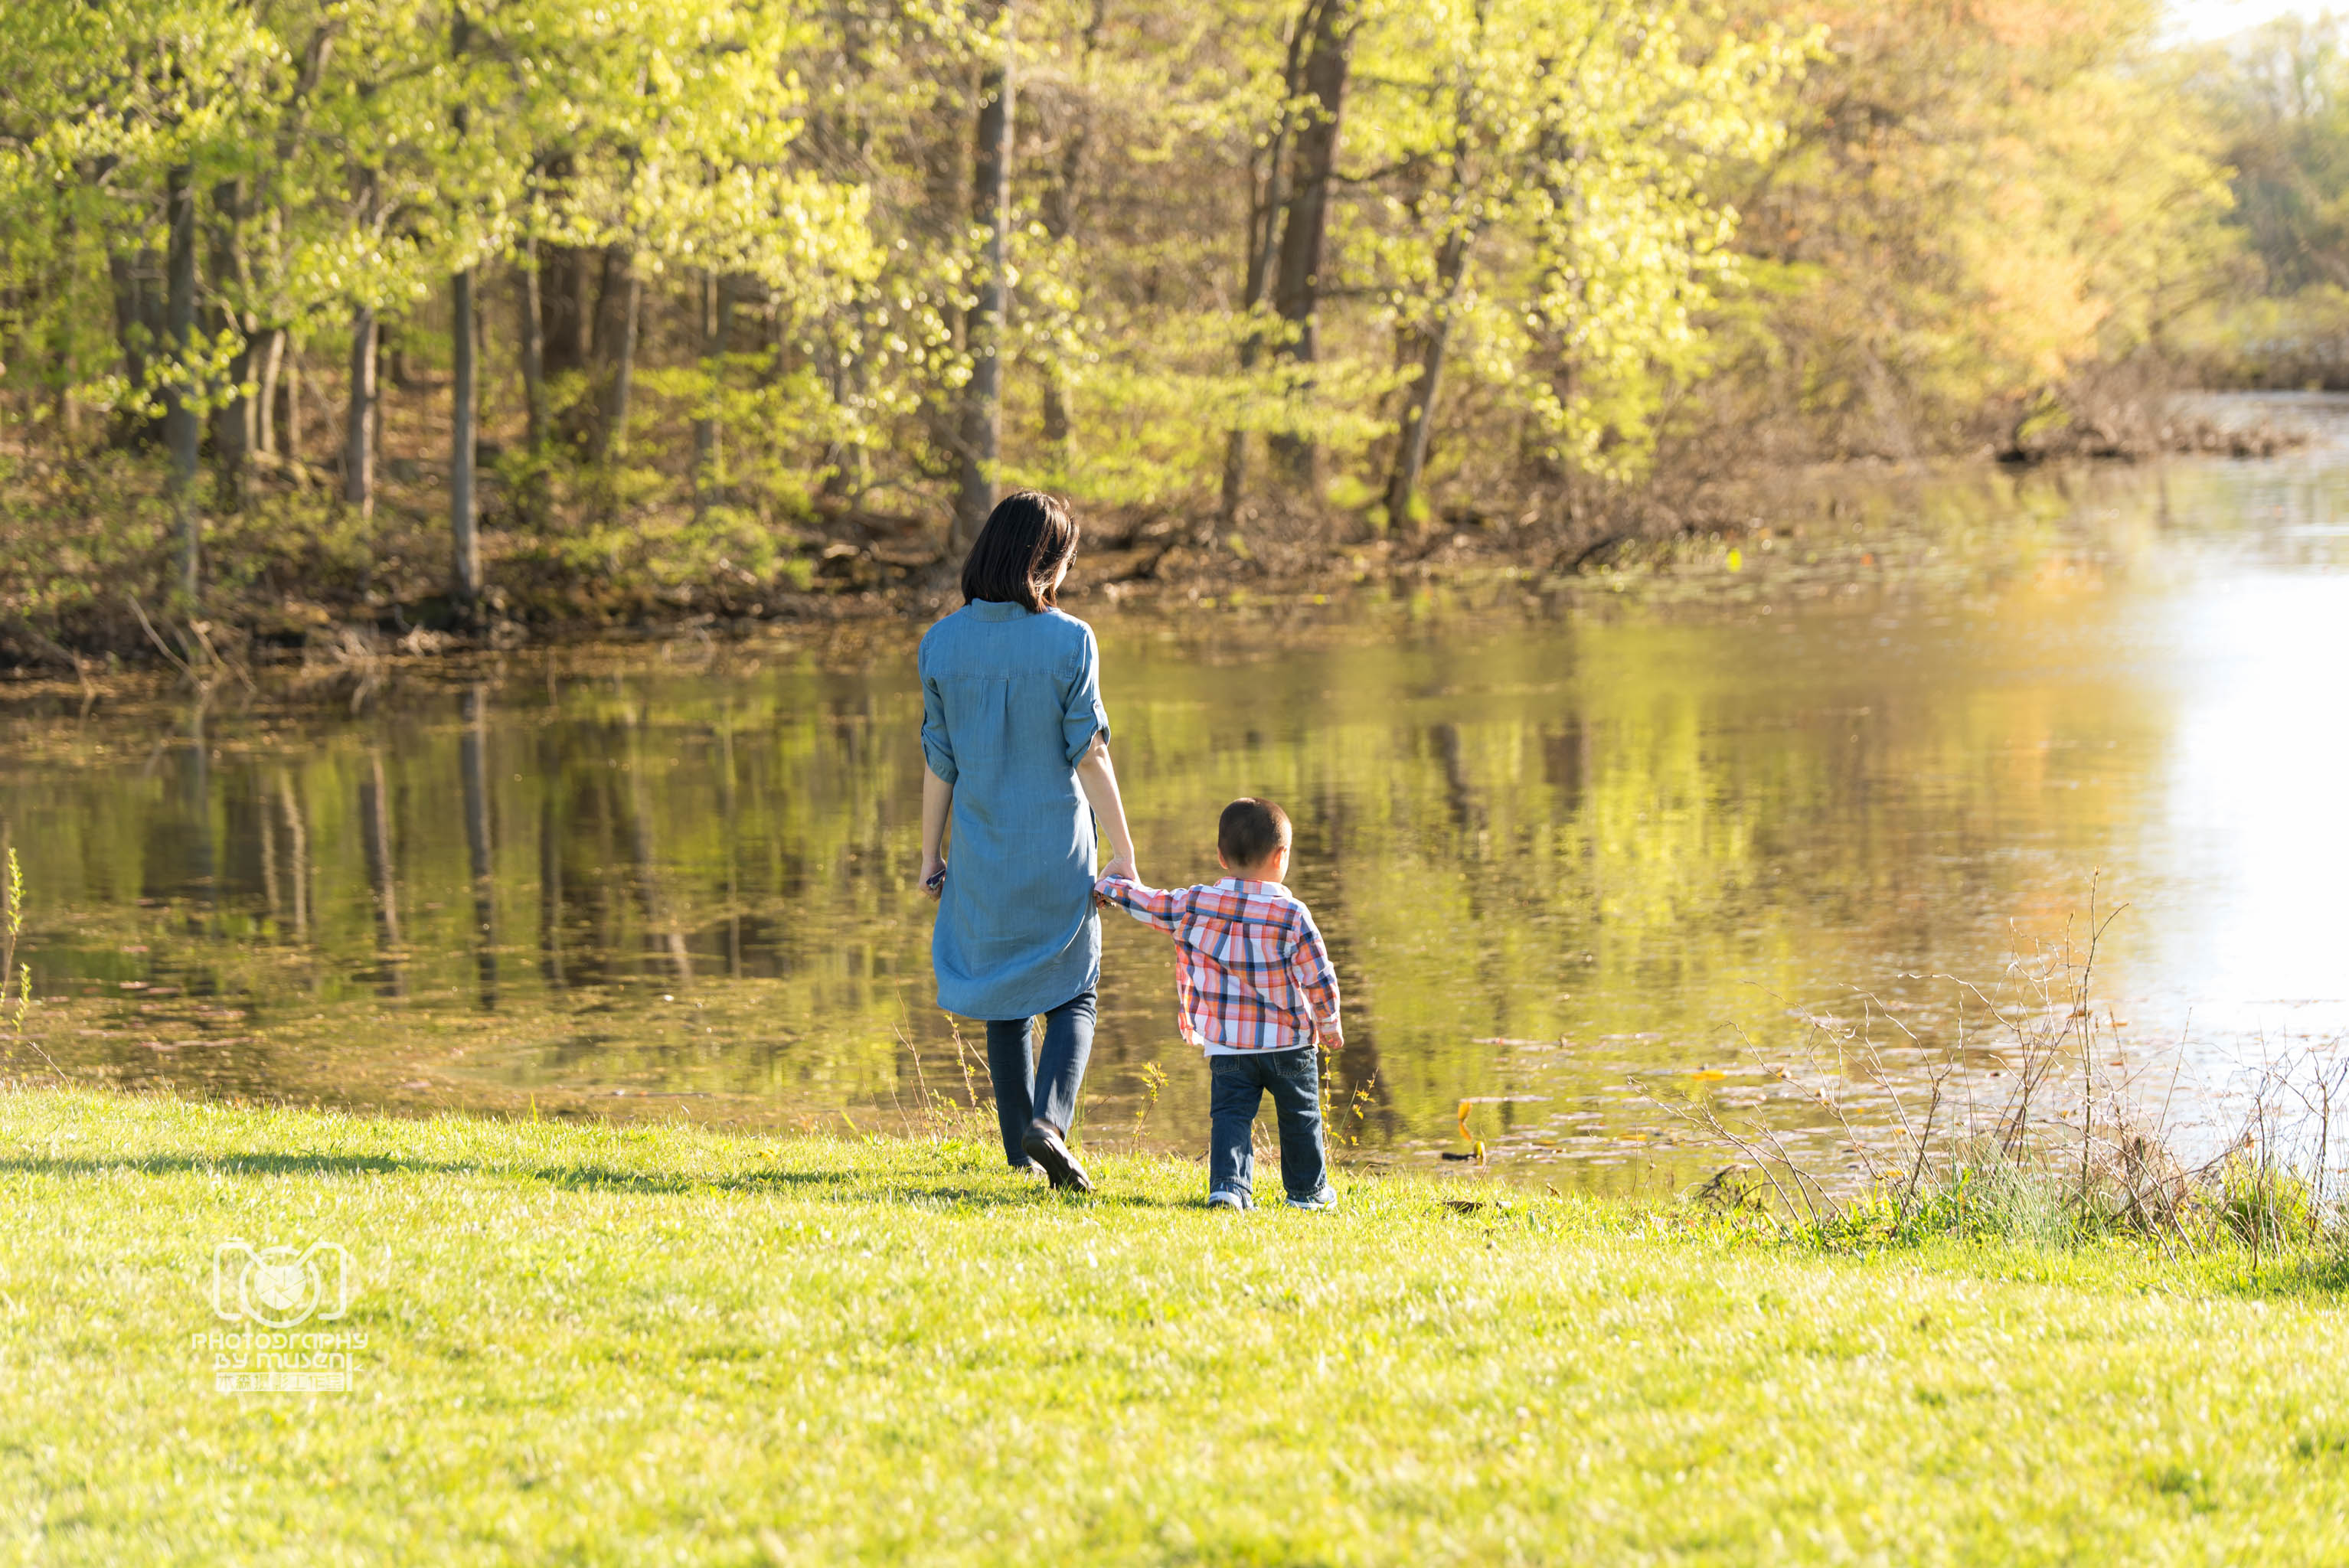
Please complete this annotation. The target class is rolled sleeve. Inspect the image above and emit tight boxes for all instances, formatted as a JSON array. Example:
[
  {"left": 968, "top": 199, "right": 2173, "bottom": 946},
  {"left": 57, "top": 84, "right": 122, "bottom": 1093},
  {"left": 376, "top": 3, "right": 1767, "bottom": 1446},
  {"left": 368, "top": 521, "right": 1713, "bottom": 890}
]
[
  {"left": 1096, "top": 873, "right": 1184, "bottom": 933},
  {"left": 1060, "top": 626, "right": 1111, "bottom": 767},
  {"left": 920, "top": 672, "right": 958, "bottom": 785}
]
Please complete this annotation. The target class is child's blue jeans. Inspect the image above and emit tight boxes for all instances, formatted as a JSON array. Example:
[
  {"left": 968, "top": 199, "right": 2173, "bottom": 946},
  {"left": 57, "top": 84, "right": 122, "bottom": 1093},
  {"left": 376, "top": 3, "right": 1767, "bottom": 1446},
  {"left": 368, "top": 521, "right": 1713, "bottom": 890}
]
[{"left": 1207, "top": 1047, "right": 1329, "bottom": 1204}]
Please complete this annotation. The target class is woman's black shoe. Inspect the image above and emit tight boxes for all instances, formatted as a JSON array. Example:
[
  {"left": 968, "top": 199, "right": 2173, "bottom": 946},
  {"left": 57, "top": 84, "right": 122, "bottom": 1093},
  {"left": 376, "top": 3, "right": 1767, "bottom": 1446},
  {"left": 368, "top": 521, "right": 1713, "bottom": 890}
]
[{"left": 1021, "top": 1120, "right": 1093, "bottom": 1193}]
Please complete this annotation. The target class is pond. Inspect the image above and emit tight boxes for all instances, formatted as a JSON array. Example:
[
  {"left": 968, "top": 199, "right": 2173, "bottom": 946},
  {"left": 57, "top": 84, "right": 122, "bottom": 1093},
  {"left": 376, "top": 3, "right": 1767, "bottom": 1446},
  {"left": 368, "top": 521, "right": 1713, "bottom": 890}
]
[{"left": 7, "top": 397, "right": 2348, "bottom": 1190}]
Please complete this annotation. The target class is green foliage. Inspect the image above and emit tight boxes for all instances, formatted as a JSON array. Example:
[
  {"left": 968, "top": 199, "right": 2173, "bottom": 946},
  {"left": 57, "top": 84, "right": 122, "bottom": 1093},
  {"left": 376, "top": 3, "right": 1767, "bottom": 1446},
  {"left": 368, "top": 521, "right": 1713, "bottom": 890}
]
[
  {"left": 2216, "top": 1152, "right": 2321, "bottom": 1250},
  {"left": 0, "top": 0, "right": 2270, "bottom": 625},
  {"left": 1731, "top": 0, "right": 2240, "bottom": 455},
  {"left": 1338, "top": 0, "right": 1816, "bottom": 483},
  {"left": 2, "top": 850, "right": 28, "bottom": 1037},
  {"left": 2174, "top": 15, "right": 2349, "bottom": 386},
  {"left": 2190, "top": 15, "right": 2349, "bottom": 296}
]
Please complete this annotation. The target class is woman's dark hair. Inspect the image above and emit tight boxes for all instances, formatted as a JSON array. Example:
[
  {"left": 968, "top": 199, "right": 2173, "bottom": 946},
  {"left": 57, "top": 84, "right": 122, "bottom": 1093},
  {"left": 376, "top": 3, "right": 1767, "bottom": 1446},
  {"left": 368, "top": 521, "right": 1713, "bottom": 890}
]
[{"left": 961, "top": 491, "right": 1079, "bottom": 611}]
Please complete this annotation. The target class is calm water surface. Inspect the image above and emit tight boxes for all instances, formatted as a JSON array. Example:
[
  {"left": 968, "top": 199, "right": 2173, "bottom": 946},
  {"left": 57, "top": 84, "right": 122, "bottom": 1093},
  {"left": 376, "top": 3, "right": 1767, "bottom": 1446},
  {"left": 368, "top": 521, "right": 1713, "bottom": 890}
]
[{"left": 8, "top": 400, "right": 2348, "bottom": 1186}]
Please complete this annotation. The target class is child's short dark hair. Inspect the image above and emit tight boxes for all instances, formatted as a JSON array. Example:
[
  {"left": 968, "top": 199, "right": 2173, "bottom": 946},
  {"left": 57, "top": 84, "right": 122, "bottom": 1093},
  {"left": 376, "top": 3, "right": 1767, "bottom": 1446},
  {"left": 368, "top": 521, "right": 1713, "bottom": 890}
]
[
  {"left": 961, "top": 491, "right": 1079, "bottom": 611},
  {"left": 1218, "top": 798, "right": 1292, "bottom": 869}
]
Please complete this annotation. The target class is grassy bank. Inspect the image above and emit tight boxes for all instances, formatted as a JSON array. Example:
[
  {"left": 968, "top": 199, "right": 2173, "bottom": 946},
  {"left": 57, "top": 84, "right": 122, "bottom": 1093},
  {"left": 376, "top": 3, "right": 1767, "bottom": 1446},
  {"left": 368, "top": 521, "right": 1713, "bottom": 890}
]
[{"left": 4, "top": 1087, "right": 2347, "bottom": 1564}]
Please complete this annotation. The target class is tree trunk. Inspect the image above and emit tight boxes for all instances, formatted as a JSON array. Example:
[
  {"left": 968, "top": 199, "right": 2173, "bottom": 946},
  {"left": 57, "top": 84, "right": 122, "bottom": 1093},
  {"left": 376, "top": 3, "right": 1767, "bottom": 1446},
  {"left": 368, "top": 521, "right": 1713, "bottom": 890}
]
[
  {"left": 592, "top": 250, "right": 641, "bottom": 461},
  {"left": 538, "top": 150, "right": 590, "bottom": 393},
  {"left": 518, "top": 242, "right": 547, "bottom": 452},
  {"left": 281, "top": 345, "right": 302, "bottom": 469},
  {"left": 1038, "top": 0, "right": 1104, "bottom": 464},
  {"left": 254, "top": 327, "right": 283, "bottom": 459},
  {"left": 345, "top": 307, "right": 377, "bottom": 514},
  {"left": 1387, "top": 196, "right": 1475, "bottom": 532},
  {"left": 1218, "top": 129, "right": 1286, "bottom": 521},
  {"left": 106, "top": 245, "right": 163, "bottom": 449},
  {"left": 208, "top": 178, "right": 254, "bottom": 511},
  {"left": 449, "top": 5, "right": 479, "bottom": 605},
  {"left": 693, "top": 269, "right": 720, "bottom": 515},
  {"left": 819, "top": 301, "right": 871, "bottom": 501},
  {"left": 512, "top": 247, "right": 549, "bottom": 528},
  {"left": 1221, "top": 6, "right": 1313, "bottom": 523},
  {"left": 451, "top": 267, "right": 481, "bottom": 605},
  {"left": 544, "top": 253, "right": 589, "bottom": 373},
  {"left": 542, "top": 217, "right": 591, "bottom": 465},
  {"left": 1268, "top": 0, "right": 1357, "bottom": 487},
  {"left": 381, "top": 322, "right": 411, "bottom": 390},
  {"left": 1385, "top": 305, "right": 1457, "bottom": 532},
  {"left": 54, "top": 177, "right": 82, "bottom": 455},
  {"left": 252, "top": 21, "right": 333, "bottom": 475},
  {"left": 953, "top": 19, "right": 1016, "bottom": 558},
  {"left": 164, "top": 164, "right": 201, "bottom": 606},
  {"left": 100, "top": 153, "right": 165, "bottom": 452},
  {"left": 542, "top": 240, "right": 590, "bottom": 379}
]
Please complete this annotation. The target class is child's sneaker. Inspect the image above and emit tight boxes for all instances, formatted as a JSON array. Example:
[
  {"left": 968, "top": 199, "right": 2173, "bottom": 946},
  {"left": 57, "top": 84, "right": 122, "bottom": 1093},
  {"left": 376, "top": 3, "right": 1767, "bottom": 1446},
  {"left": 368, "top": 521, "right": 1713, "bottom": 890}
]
[
  {"left": 1206, "top": 1190, "right": 1249, "bottom": 1211},
  {"left": 1284, "top": 1186, "right": 1336, "bottom": 1211}
]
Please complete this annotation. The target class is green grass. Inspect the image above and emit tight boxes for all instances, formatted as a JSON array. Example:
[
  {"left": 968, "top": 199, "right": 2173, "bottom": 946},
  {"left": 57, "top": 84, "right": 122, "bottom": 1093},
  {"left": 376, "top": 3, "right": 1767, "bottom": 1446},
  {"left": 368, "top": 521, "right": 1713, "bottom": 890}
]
[{"left": 4, "top": 1087, "right": 2348, "bottom": 1565}]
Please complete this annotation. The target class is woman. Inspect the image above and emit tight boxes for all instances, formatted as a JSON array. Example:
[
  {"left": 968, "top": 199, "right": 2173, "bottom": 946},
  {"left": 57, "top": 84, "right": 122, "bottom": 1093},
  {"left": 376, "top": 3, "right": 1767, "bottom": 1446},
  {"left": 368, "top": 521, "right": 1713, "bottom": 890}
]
[{"left": 918, "top": 492, "right": 1139, "bottom": 1191}]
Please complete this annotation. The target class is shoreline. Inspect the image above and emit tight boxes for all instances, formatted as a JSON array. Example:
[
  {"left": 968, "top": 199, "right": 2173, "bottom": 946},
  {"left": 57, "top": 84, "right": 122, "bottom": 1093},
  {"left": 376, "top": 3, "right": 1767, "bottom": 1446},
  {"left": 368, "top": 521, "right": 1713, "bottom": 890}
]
[{"left": 4, "top": 419, "right": 2325, "bottom": 678}]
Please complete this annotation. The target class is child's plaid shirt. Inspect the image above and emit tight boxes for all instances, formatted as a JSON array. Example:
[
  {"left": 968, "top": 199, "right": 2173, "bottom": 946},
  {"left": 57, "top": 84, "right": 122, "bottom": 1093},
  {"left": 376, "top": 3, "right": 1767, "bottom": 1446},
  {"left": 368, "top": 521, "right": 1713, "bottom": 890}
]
[{"left": 1094, "top": 874, "right": 1342, "bottom": 1054}]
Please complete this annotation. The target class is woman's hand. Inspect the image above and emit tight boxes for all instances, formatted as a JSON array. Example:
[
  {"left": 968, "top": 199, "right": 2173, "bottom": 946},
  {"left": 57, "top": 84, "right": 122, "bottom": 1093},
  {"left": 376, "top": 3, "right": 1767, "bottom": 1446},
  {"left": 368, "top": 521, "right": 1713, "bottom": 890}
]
[
  {"left": 1099, "top": 851, "right": 1138, "bottom": 884},
  {"left": 920, "top": 765, "right": 953, "bottom": 902}
]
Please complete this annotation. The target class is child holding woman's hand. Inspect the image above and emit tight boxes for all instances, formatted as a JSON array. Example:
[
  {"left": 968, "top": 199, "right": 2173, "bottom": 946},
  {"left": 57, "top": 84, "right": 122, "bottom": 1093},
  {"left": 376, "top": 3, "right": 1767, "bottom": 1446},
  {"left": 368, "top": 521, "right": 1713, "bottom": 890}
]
[{"left": 1095, "top": 798, "right": 1342, "bottom": 1210}]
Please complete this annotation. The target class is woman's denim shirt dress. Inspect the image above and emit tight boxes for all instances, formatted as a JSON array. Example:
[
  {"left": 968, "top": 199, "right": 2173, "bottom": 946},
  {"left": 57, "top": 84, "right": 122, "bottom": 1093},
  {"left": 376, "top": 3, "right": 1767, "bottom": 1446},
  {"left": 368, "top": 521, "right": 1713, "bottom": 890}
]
[{"left": 919, "top": 600, "right": 1111, "bottom": 1020}]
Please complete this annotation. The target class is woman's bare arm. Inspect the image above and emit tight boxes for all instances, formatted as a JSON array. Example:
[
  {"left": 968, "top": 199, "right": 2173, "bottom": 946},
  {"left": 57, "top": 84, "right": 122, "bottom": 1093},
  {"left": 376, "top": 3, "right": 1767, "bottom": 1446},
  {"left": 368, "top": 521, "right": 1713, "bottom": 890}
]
[
  {"left": 920, "top": 763, "right": 954, "bottom": 900},
  {"left": 1075, "top": 732, "right": 1139, "bottom": 883}
]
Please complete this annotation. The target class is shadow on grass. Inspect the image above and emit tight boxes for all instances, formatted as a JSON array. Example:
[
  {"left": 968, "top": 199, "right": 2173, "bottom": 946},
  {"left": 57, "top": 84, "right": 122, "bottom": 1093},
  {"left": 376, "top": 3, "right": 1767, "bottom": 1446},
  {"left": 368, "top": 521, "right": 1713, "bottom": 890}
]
[
  {"left": 867, "top": 1184, "right": 1185, "bottom": 1213},
  {"left": 0, "top": 1153, "right": 1183, "bottom": 1210},
  {"left": 2202, "top": 1251, "right": 2349, "bottom": 1302}
]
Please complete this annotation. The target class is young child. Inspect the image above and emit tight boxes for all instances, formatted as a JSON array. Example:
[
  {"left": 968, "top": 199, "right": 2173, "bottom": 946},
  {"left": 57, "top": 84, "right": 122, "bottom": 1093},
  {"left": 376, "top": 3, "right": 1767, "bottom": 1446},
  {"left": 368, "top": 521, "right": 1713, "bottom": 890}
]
[{"left": 1094, "top": 797, "right": 1343, "bottom": 1210}]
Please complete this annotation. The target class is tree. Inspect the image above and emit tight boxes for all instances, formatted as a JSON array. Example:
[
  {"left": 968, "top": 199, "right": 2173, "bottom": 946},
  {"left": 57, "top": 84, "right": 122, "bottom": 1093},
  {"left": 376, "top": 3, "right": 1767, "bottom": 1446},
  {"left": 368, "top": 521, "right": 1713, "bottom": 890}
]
[
  {"left": 953, "top": 5, "right": 1016, "bottom": 557},
  {"left": 1264, "top": 0, "right": 1357, "bottom": 486},
  {"left": 0, "top": 0, "right": 2268, "bottom": 648},
  {"left": 1734, "top": 0, "right": 2236, "bottom": 456},
  {"left": 2189, "top": 15, "right": 2349, "bottom": 292},
  {"left": 449, "top": 6, "right": 483, "bottom": 609},
  {"left": 0, "top": 0, "right": 281, "bottom": 605}
]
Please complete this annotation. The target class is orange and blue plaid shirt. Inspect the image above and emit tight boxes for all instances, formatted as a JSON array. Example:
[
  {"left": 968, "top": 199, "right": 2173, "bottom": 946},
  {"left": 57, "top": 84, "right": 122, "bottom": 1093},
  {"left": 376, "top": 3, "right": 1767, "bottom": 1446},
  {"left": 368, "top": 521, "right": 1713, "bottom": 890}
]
[{"left": 1094, "top": 874, "right": 1343, "bottom": 1054}]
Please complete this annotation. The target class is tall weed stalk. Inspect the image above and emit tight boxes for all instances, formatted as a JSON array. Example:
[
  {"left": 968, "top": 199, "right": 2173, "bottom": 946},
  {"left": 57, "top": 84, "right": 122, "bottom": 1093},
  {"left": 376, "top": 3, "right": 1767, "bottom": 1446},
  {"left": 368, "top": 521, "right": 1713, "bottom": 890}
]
[{"left": 1638, "top": 896, "right": 2349, "bottom": 1259}]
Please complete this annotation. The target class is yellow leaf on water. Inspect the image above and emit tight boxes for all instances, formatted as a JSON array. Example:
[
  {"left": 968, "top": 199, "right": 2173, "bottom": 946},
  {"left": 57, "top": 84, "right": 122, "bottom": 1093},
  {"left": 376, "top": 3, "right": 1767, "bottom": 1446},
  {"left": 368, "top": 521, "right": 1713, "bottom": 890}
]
[{"left": 1688, "top": 1070, "right": 1729, "bottom": 1082}]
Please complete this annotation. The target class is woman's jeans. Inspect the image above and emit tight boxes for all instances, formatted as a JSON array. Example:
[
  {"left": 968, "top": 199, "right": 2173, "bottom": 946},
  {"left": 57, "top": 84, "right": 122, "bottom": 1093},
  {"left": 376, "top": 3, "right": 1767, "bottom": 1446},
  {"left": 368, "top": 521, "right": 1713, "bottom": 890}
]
[
  {"left": 985, "top": 988, "right": 1096, "bottom": 1168},
  {"left": 1208, "top": 1047, "right": 1330, "bottom": 1204}
]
